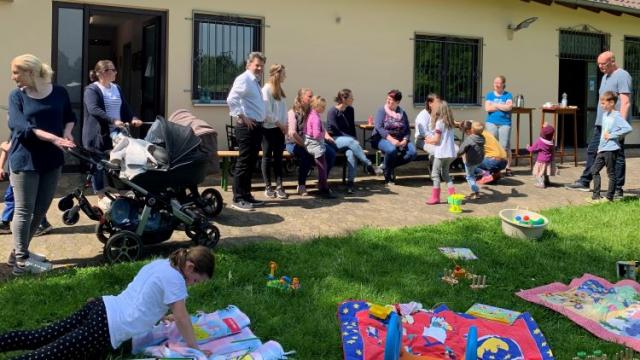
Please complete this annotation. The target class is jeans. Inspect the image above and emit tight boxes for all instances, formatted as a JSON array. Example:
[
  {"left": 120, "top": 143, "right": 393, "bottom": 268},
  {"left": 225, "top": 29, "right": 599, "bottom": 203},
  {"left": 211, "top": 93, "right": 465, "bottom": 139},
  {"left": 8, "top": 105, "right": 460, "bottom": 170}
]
[
  {"left": 286, "top": 142, "right": 336, "bottom": 186},
  {"left": 478, "top": 157, "right": 508, "bottom": 173},
  {"left": 233, "top": 122, "right": 263, "bottom": 202},
  {"left": 10, "top": 167, "right": 61, "bottom": 259},
  {"left": 1, "top": 185, "right": 49, "bottom": 226},
  {"left": 578, "top": 126, "right": 625, "bottom": 192},
  {"left": 261, "top": 127, "right": 285, "bottom": 189},
  {"left": 464, "top": 163, "right": 480, "bottom": 193},
  {"left": 431, "top": 157, "right": 454, "bottom": 188},
  {"left": 591, "top": 150, "right": 617, "bottom": 200},
  {"left": 333, "top": 136, "right": 372, "bottom": 184},
  {"left": 376, "top": 139, "right": 417, "bottom": 181}
]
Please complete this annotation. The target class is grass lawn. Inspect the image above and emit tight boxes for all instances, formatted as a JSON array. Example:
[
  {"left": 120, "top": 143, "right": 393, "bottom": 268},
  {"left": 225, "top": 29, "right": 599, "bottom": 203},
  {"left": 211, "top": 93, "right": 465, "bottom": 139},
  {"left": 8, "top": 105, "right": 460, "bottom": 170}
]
[{"left": 0, "top": 199, "right": 638, "bottom": 359}]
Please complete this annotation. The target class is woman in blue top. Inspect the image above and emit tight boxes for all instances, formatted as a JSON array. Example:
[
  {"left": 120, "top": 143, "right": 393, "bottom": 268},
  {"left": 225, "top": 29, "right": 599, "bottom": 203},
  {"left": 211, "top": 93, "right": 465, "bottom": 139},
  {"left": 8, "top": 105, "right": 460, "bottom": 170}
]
[
  {"left": 83, "top": 60, "right": 142, "bottom": 202},
  {"left": 485, "top": 75, "right": 513, "bottom": 176},
  {"left": 371, "top": 90, "right": 416, "bottom": 185},
  {"left": 8, "top": 54, "right": 76, "bottom": 275}
]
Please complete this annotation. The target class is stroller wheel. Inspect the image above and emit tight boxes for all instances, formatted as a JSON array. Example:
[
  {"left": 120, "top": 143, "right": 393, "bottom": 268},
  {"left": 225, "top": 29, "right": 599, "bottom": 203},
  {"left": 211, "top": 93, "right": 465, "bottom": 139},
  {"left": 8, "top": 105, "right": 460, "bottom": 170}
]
[
  {"left": 103, "top": 231, "right": 142, "bottom": 264},
  {"left": 58, "top": 194, "right": 74, "bottom": 211},
  {"left": 62, "top": 207, "right": 81, "bottom": 225},
  {"left": 201, "top": 188, "right": 223, "bottom": 217},
  {"left": 192, "top": 223, "right": 220, "bottom": 249},
  {"left": 95, "top": 222, "right": 113, "bottom": 244}
]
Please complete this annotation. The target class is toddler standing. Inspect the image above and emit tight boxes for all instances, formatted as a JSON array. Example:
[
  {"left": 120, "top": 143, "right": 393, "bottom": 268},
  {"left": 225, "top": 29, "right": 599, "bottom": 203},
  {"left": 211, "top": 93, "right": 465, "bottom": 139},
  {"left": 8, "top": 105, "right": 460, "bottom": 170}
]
[
  {"left": 304, "top": 96, "right": 333, "bottom": 198},
  {"left": 426, "top": 101, "right": 458, "bottom": 205},
  {"left": 457, "top": 121, "right": 485, "bottom": 199},
  {"left": 527, "top": 124, "right": 557, "bottom": 189}
]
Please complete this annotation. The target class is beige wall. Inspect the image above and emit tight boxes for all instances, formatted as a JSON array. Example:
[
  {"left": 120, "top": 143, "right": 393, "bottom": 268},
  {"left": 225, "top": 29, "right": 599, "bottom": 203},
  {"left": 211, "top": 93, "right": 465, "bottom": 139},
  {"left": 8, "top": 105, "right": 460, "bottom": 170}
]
[{"left": 1, "top": 0, "right": 639, "bottom": 147}]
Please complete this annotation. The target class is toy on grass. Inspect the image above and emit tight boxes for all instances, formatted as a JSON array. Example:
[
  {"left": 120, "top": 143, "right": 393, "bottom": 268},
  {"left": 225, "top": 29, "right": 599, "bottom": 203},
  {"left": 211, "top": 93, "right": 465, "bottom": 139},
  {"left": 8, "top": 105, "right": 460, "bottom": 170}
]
[
  {"left": 616, "top": 261, "right": 639, "bottom": 280},
  {"left": 513, "top": 214, "right": 545, "bottom": 226},
  {"left": 469, "top": 275, "right": 487, "bottom": 290},
  {"left": 447, "top": 194, "right": 465, "bottom": 213},
  {"left": 441, "top": 268, "right": 459, "bottom": 285},
  {"left": 369, "top": 303, "right": 394, "bottom": 321},
  {"left": 265, "top": 261, "right": 300, "bottom": 292},
  {"left": 266, "top": 261, "right": 278, "bottom": 280}
]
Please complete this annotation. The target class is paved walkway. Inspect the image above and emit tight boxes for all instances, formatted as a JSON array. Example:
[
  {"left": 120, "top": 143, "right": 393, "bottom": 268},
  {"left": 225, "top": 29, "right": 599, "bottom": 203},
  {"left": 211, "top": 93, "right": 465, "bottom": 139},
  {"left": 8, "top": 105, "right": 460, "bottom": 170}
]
[{"left": 0, "top": 150, "right": 638, "bottom": 281}]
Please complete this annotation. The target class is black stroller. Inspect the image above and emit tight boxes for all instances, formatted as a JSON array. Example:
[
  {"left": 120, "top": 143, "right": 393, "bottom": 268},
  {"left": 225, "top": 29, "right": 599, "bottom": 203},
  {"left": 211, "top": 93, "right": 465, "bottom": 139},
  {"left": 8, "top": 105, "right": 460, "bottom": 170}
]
[{"left": 61, "top": 116, "right": 222, "bottom": 263}]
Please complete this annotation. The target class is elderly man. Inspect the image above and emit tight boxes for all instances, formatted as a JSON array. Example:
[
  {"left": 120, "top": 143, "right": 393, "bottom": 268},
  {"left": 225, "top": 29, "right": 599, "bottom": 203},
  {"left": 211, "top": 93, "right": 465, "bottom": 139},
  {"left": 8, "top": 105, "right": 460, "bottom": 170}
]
[
  {"left": 565, "top": 51, "right": 632, "bottom": 198},
  {"left": 226, "top": 52, "right": 267, "bottom": 212}
]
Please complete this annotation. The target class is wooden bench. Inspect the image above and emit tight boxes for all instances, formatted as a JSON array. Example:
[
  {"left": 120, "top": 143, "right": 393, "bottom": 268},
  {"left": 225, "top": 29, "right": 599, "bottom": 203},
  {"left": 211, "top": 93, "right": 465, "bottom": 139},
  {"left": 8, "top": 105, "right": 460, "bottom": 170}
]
[{"left": 217, "top": 149, "right": 371, "bottom": 191}]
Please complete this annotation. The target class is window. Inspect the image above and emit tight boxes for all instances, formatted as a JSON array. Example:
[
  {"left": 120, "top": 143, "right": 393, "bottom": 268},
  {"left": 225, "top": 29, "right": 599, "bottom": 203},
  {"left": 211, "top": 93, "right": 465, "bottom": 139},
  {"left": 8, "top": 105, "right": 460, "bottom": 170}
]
[
  {"left": 414, "top": 34, "right": 481, "bottom": 106},
  {"left": 624, "top": 36, "right": 640, "bottom": 118},
  {"left": 192, "top": 13, "right": 262, "bottom": 104}
]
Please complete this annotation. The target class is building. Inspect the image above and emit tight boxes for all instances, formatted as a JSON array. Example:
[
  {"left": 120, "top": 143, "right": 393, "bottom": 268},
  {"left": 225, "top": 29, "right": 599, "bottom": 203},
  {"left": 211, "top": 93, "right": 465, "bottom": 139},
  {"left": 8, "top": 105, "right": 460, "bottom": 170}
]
[{"left": 1, "top": 0, "right": 639, "bottom": 149}]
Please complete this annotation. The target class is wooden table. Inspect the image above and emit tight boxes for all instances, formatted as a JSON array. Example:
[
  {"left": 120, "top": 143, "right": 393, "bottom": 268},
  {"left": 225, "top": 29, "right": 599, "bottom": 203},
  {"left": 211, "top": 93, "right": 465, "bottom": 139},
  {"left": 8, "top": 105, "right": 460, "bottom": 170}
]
[
  {"left": 540, "top": 106, "right": 579, "bottom": 167},
  {"left": 357, "top": 123, "right": 415, "bottom": 149},
  {"left": 511, "top": 107, "right": 535, "bottom": 168}
]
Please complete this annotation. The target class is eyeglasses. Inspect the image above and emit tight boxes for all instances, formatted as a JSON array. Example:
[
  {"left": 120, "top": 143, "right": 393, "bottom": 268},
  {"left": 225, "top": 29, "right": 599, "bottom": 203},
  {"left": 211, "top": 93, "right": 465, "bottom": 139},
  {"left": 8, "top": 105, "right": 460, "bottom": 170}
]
[{"left": 103, "top": 68, "right": 117, "bottom": 73}]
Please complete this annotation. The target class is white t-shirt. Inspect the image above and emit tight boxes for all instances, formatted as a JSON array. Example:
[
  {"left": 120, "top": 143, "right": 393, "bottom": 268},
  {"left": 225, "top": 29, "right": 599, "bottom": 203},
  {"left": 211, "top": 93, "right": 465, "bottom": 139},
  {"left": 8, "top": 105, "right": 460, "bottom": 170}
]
[
  {"left": 433, "top": 119, "right": 457, "bottom": 159},
  {"left": 102, "top": 259, "right": 188, "bottom": 349},
  {"left": 95, "top": 82, "right": 123, "bottom": 121},
  {"left": 414, "top": 109, "right": 433, "bottom": 143},
  {"left": 262, "top": 83, "right": 287, "bottom": 129}
]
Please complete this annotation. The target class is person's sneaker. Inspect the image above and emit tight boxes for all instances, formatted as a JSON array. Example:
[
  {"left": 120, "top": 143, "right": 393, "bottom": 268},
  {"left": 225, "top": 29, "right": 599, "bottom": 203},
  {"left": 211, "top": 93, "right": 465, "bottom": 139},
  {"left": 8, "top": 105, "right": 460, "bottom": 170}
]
[
  {"left": 565, "top": 181, "right": 590, "bottom": 192},
  {"left": 477, "top": 174, "right": 495, "bottom": 185},
  {"left": 534, "top": 183, "right": 546, "bottom": 189},
  {"left": 275, "top": 187, "right": 289, "bottom": 199},
  {"left": 244, "top": 195, "right": 264, "bottom": 207},
  {"left": 0, "top": 221, "right": 10, "bottom": 235},
  {"left": 346, "top": 183, "right": 355, "bottom": 194},
  {"left": 33, "top": 223, "right": 53, "bottom": 237},
  {"left": 297, "top": 185, "right": 308, "bottom": 196},
  {"left": 230, "top": 200, "right": 254, "bottom": 212},
  {"left": 9, "top": 250, "right": 48, "bottom": 267},
  {"left": 316, "top": 188, "right": 336, "bottom": 199},
  {"left": 505, "top": 168, "right": 514, "bottom": 177},
  {"left": 466, "top": 192, "right": 480, "bottom": 200},
  {"left": 614, "top": 190, "right": 624, "bottom": 200},
  {"left": 264, "top": 186, "right": 277, "bottom": 199},
  {"left": 366, "top": 164, "right": 384, "bottom": 176},
  {"left": 15, "top": 258, "right": 53, "bottom": 274}
]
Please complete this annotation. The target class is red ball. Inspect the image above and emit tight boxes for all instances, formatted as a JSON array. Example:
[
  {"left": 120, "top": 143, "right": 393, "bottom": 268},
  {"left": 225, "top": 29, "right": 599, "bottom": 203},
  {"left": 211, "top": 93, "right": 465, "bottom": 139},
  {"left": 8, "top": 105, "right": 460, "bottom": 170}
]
[{"left": 523, "top": 215, "right": 530, "bottom": 221}]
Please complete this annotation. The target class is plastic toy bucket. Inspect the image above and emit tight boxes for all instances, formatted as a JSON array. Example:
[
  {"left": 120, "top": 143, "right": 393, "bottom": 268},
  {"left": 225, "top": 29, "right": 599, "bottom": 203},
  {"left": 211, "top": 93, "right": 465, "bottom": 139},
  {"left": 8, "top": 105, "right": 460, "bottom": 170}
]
[{"left": 499, "top": 208, "right": 549, "bottom": 240}]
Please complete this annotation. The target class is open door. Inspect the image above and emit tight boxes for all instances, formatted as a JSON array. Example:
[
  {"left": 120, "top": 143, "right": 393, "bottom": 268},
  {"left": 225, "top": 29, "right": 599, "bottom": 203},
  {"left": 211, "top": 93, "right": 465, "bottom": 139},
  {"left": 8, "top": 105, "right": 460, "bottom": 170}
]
[{"left": 141, "top": 17, "right": 163, "bottom": 124}]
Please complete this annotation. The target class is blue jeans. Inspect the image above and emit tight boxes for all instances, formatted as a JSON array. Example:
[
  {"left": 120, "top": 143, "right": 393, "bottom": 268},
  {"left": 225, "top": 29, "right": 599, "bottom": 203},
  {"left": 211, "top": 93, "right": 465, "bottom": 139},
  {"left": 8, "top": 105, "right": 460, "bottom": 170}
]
[
  {"left": 376, "top": 139, "right": 417, "bottom": 180},
  {"left": 579, "top": 126, "right": 625, "bottom": 192},
  {"left": 478, "top": 157, "right": 507, "bottom": 173},
  {"left": 464, "top": 164, "right": 480, "bottom": 193},
  {"left": 286, "top": 143, "right": 336, "bottom": 186},
  {"left": 333, "top": 136, "right": 372, "bottom": 183},
  {"left": 2, "top": 185, "right": 14, "bottom": 223}
]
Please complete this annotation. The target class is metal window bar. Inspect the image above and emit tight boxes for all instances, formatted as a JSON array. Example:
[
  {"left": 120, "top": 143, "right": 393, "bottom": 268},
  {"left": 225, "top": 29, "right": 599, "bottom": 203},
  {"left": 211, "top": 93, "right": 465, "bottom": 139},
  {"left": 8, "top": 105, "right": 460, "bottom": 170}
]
[
  {"left": 192, "top": 14, "right": 262, "bottom": 103},
  {"left": 414, "top": 35, "right": 480, "bottom": 106},
  {"left": 559, "top": 29, "right": 610, "bottom": 61},
  {"left": 624, "top": 37, "right": 640, "bottom": 118}
]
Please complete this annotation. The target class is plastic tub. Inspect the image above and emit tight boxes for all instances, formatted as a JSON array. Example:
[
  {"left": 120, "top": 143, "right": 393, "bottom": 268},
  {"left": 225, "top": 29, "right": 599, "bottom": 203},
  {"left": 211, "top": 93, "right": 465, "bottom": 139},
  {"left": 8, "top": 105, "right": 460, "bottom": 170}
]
[{"left": 499, "top": 208, "right": 549, "bottom": 240}]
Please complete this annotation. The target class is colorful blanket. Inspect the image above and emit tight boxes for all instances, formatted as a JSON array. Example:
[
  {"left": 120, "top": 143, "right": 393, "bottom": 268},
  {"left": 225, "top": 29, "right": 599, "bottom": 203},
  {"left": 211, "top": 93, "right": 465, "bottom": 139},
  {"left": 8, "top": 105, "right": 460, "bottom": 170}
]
[
  {"left": 338, "top": 300, "right": 553, "bottom": 360},
  {"left": 517, "top": 273, "right": 640, "bottom": 351}
]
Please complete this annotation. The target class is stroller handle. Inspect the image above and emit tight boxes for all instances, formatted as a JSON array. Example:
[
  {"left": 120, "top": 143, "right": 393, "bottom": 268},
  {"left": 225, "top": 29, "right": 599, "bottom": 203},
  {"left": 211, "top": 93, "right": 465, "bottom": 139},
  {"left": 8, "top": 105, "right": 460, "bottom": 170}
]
[{"left": 65, "top": 147, "right": 120, "bottom": 172}]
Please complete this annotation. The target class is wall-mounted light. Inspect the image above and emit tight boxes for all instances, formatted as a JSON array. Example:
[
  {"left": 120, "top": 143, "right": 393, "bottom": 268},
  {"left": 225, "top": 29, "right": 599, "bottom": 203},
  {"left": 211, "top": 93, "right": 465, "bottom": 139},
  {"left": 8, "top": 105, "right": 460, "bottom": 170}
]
[{"left": 507, "top": 17, "right": 538, "bottom": 32}]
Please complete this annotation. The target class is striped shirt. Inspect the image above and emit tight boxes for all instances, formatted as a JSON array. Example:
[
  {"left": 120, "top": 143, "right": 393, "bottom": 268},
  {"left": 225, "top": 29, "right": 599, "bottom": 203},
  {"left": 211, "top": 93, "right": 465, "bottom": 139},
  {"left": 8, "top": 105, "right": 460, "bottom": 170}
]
[{"left": 95, "top": 82, "right": 122, "bottom": 120}]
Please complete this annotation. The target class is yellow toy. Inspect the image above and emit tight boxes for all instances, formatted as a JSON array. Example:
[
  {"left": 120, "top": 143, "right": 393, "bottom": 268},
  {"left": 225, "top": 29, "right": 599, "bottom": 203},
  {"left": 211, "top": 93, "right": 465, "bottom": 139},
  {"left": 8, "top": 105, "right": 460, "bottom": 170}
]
[
  {"left": 447, "top": 194, "right": 465, "bottom": 213},
  {"left": 369, "top": 303, "right": 394, "bottom": 320}
]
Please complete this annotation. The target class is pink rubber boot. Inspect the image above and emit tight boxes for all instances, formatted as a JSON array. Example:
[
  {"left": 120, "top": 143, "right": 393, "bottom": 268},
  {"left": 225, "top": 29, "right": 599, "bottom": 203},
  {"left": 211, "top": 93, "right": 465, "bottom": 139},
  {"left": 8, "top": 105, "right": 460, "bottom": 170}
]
[
  {"left": 448, "top": 186, "right": 456, "bottom": 195},
  {"left": 426, "top": 188, "right": 440, "bottom": 205}
]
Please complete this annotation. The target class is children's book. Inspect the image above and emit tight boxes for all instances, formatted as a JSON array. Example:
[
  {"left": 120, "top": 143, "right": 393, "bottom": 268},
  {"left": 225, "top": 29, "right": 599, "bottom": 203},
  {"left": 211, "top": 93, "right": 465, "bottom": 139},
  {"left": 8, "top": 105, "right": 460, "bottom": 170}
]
[
  {"left": 438, "top": 247, "right": 478, "bottom": 260},
  {"left": 465, "top": 303, "right": 521, "bottom": 325}
]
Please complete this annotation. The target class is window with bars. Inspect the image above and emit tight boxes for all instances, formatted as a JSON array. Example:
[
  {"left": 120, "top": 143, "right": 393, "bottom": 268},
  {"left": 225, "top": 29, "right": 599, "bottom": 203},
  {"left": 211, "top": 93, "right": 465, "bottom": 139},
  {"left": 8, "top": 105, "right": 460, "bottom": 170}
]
[
  {"left": 192, "top": 13, "right": 262, "bottom": 104},
  {"left": 414, "top": 34, "right": 481, "bottom": 106},
  {"left": 624, "top": 36, "right": 640, "bottom": 118}
]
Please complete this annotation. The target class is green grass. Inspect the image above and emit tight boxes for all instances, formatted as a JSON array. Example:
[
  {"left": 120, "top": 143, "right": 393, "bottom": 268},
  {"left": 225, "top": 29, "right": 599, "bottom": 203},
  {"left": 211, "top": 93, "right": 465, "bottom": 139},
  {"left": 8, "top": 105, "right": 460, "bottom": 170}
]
[{"left": 0, "top": 199, "right": 639, "bottom": 359}]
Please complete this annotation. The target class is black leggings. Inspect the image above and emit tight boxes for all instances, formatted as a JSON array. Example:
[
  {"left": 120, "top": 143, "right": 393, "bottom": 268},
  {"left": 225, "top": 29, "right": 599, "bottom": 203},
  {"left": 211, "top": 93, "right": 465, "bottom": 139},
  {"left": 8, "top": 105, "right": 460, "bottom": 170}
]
[
  {"left": 0, "top": 299, "right": 111, "bottom": 360},
  {"left": 261, "top": 127, "right": 285, "bottom": 188}
]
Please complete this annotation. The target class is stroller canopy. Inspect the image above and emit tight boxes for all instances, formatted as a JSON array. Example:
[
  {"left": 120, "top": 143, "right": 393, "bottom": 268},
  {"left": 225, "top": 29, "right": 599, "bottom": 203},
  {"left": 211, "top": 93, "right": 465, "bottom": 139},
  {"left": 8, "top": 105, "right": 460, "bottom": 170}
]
[{"left": 145, "top": 115, "right": 205, "bottom": 167}]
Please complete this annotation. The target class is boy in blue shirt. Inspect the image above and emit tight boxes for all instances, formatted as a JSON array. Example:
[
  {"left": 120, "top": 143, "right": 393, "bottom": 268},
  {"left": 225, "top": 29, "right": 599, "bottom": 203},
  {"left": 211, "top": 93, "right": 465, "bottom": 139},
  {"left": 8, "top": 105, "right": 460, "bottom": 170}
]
[{"left": 591, "top": 91, "right": 632, "bottom": 202}]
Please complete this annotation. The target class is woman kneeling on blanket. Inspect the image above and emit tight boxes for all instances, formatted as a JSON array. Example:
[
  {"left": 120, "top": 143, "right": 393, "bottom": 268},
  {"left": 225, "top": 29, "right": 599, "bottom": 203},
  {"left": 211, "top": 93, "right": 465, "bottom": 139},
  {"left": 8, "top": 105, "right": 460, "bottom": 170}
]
[{"left": 0, "top": 246, "right": 214, "bottom": 360}]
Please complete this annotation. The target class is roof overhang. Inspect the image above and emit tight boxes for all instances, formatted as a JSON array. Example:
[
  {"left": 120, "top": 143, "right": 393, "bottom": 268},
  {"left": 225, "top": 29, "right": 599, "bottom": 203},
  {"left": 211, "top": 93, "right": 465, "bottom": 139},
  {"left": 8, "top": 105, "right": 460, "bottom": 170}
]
[{"left": 522, "top": 0, "right": 640, "bottom": 18}]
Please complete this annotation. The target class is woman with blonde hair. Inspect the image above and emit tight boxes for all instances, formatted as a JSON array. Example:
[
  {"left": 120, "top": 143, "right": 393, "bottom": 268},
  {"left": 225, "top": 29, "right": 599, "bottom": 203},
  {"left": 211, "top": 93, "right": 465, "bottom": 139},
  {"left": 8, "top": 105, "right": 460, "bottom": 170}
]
[
  {"left": 7, "top": 54, "right": 76, "bottom": 275},
  {"left": 261, "top": 64, "right": 288, "bottom": 199}
]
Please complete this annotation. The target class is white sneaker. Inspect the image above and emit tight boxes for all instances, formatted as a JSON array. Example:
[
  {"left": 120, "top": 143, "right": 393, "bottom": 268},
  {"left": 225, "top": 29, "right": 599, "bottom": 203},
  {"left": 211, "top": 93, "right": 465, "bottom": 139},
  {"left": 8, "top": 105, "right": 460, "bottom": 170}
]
[
  {"left": 28, "top": 251, "right": 48, "bottom": 262},
  {"left": 296, "top": 185, "right": 308, "bottom": 196},
  {"left": 98, "top": 197, "right": 113, "bottom": 212},
  {"left": 18, "top": 258, "right": 53, "bottom": 274}
]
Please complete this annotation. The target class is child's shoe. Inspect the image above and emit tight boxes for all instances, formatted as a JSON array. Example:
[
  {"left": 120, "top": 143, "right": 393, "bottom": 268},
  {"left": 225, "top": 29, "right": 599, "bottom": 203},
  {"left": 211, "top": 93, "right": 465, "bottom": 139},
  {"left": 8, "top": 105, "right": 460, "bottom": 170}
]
[
  {"left": 477, "top": 174, "right": 495, "bottom": 185},
  {"left": 426, "top": 188, "right": 440, "bottom": 205},
  {"left": 447, "top": 186, "right": 456, "bottom": 195},
  {"left": 264, "top": 186, "right": 277, "bottom": 199},
  {"left": 275, "top": 187, "right": 289, "bottom": 199},
  {"left": 466, "top": 192, "right": 480, "bottom": 200},
  {"left": 296, "top": 185, "right": 308, "bottom": 196}
]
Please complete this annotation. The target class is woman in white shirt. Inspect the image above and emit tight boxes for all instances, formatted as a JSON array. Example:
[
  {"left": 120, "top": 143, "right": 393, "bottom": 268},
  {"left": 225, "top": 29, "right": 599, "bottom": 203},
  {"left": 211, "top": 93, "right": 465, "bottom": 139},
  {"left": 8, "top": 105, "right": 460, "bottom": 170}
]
[
  {"left": 0, "top": 246, "right": 214, "bottom": 359},
  {"left": 261, "top": 64, "right": 289, "bottom": 199}
]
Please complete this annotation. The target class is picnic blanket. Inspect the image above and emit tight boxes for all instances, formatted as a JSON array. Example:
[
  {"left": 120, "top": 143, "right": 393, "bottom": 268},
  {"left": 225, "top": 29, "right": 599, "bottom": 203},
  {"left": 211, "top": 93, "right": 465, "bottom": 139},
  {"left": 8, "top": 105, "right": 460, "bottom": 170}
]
[
  {"left": 132, "top": 305, "right": 290, "bottom": 360},
  {"left": 338, "top": 300, "right": 553, "bottom": 359},
  {"left": 517, "top": 273, "right": 640, "bottom": 351}
]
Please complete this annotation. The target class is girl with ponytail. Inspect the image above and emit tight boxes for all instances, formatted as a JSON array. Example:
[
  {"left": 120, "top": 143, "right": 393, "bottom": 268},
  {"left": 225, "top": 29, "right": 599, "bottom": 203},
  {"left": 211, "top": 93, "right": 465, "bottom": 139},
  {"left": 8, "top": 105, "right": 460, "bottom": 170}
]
[{"left": 0, "top": 245, "right": 215, "bottom": 359}]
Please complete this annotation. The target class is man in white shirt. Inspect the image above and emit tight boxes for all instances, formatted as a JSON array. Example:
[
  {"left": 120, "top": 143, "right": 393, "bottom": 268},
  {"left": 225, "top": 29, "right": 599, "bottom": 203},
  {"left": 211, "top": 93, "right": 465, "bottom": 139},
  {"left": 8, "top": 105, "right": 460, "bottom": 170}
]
[{"left": 226, "top": 52, "right": 267, "bottom": 211}]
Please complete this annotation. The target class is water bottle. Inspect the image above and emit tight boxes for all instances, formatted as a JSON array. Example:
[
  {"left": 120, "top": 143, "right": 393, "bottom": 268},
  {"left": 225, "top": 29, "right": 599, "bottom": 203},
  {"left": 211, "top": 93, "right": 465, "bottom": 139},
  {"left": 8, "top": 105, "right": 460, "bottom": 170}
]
[{"left": 561, "top": 93, "right": 568, "bottom": 108}]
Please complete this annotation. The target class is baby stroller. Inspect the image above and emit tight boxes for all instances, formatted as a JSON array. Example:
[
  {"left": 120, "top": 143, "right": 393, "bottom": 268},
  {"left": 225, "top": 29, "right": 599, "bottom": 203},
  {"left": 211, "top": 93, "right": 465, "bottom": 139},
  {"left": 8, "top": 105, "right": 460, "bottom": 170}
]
[{"left": 62, "top": 116, "right": 222, "bottom": 264}]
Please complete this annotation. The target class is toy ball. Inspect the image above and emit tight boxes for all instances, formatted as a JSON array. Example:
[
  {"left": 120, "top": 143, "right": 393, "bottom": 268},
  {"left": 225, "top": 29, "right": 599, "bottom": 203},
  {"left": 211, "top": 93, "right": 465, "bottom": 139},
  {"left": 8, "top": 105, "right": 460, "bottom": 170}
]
[
  {"left": 523, "top": 215, "right": 530, "bottom": 221},
  {"left": 514, "top": 215, "right": 522, "bottom": 221},
  {"left": 281, "top": 276, "right": 291, "bottom": 284}
]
